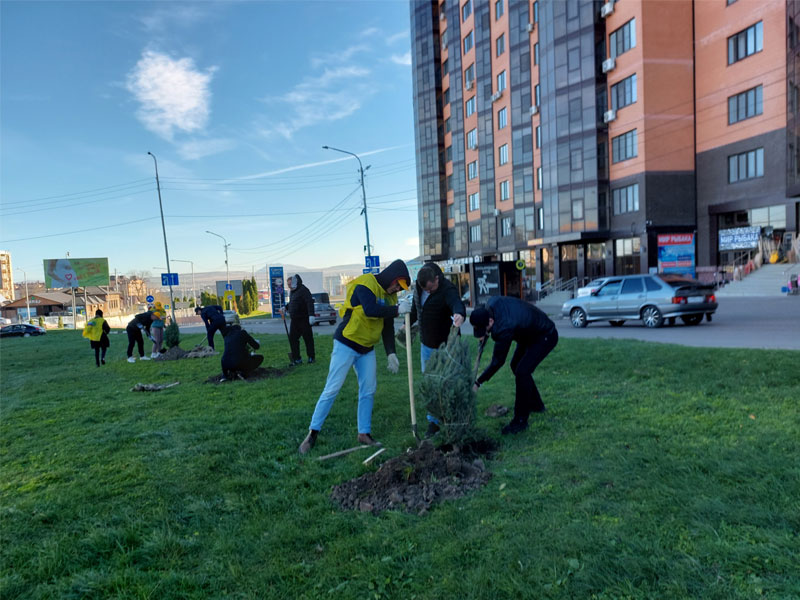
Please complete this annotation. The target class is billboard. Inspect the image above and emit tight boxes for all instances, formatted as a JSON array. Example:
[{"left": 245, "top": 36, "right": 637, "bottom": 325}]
[
  {"left": 657, "top": 234, "right": 696, "bottom": 277},
  {"left": 43, "top": 258, "right": 109, "bottom": 289},
  {"left": 269, "top": 266, "right": 285, "bottom": 318},
  {"left": 719, "top": 226, "right": 760, "bottom": 251},
  {"left": 474, "top": 263, "right": 500, "bottom": 306},
  {"left": 215, "top": 280, "right": 244, "bottom": 297}
]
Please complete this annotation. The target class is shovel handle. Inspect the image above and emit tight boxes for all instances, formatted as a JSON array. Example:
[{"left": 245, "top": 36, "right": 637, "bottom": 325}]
[{"left": 404, "top": 312, "right": 417, "bottom": 430}]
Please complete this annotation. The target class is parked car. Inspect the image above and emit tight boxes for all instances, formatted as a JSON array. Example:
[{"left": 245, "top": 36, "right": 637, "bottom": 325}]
[
  {"left": 561, "top": 274, "right": 717, "bottom": 328},
  {"left": 311, "top": 292, "right": 337, "bottom": 326},
  {"left": 0, "top": 323, "right": 47, "bottom": 337},
  {"left": 222, "top": 310, "right": 239, "bottom": 325},
  {"left": 576, "top": 277, "right": 611, "bottom": 297},
  {"left": 0, "top": 317, "right": 12, "bottom": 326}
]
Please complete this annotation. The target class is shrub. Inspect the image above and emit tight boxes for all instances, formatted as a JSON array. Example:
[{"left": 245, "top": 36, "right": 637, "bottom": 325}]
[
  {"left": 58, "top": 317, "right": 64, "bottom": 329},
  {"left": 164, "top": 321, "right": 180, "bottom": 348},
  {"left": 38, "top": 316, "right": 45, "bottom": 327}
]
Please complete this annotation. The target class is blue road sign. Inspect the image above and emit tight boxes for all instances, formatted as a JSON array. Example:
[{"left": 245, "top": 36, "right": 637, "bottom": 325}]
[
  {"left": 146, "top": 295, "right": 154, "bottom": 303},
  {"left": 365, "top": 255, "right": 380, "bottom": 269},
  {"left": 161, "top": 273, "right": 179, "bottom": 286},
  {"left": 225, "top": 283, "right": 233, "bottom": 291},
  {"left": 362, "top": 267, "right": 381, "bottom": 275}
]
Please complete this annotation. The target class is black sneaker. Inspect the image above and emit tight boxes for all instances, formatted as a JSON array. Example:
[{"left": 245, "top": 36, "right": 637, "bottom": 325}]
[
  {"left": 307, "top": 357, "right": 315, "bottom": 364},
  {"left": 501, "top": 419, "right": 529, "bottom": 435},
  {"left": 425, "top": 422, "right": 440, "bottom": 439},
  {"left": 290, "top": 359, "right": 303, "bottom": 366}
]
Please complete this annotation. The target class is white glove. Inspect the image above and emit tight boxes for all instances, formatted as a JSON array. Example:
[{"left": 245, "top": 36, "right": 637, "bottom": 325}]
[
  {"left": 387, "top": 353, "right": 400, "bottom": 374},
  {"left": 308, "top": 316, "right": 315, "bottom": 325},
  {"left": 397, "top": 300, "right": 411, "bottom": 316}
]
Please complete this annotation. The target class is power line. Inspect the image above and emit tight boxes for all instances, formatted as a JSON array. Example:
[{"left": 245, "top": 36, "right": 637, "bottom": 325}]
[{"left": 0, "top": 217, "right": 159, "bottom": 243}]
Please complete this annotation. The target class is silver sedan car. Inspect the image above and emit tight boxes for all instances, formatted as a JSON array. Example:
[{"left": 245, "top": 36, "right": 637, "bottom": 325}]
[{"left": 561, "top": 274, "right": 718, "bottom": 328}]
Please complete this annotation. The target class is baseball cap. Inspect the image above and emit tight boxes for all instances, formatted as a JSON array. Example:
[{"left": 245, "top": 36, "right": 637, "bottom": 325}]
[
  {"left": 393, "top": 277, "right": 409, "bottom": 290},
  {"left": 469, "top": 307, "right": 491, "bottom": 338}
]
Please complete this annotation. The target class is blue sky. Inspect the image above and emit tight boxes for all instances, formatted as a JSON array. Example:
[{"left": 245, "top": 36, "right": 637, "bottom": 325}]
[{"left": 0, "top": 0, "right": 419, "bottom": 282}]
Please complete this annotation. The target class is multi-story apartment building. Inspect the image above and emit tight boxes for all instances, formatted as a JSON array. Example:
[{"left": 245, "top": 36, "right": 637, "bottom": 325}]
[
  {"left": 411, "top": 0, "right": 799, "bottom": 303},
  {"left": 0, "top": 251, "right": 13, "bottom": 302}
]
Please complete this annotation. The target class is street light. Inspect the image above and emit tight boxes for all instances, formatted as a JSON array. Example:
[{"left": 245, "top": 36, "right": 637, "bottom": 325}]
[
  {"left": 322, "top": 145, "right": 372, "bottom": 257},
  {"left": 172, "top": 259, "right": 196, "bottom": 309},
  {"left": 147, "top": 152, "right": 177, "bottom": 323},
  {"left": 16, "top": 268, "right": 30, "bottom": 323},
  {"left": 206, "top": 230, "right": 231, "bottom": 308}
]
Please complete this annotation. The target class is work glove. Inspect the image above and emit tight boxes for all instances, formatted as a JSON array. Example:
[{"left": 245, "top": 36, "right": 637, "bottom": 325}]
[
  {"left": 397, "top": 299, "right": 411, "bottom": 316},
  {"left": 308, "top": 316, "right": 315, "bottom": 326},
  {"left": 387, "top": 353, "right": 400, "bottom": 374}
]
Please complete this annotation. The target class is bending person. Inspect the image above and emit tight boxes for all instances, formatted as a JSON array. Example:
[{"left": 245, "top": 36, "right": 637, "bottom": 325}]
[
  {"left": 220, "top": 324, "right": 263, "bottom": 380},
  {"left": 195, "top": 304, "right": 226, "bottom": 350}
]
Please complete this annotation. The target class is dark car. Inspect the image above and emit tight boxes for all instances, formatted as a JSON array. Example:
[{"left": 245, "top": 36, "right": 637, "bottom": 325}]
[
  {"left": 561, "top": 274, "right": 718, "bottom": 328},
  {"left": 0, "top": 323, "right": 47, "bottom": 337},
  {"left": 311, "top": 292, "right": 337, "bottom": 326}
]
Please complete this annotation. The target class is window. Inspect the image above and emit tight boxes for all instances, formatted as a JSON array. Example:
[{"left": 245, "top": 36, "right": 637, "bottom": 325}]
[
  {"left": 462, "top": 0, "right": 472, "bottom": 21},
  {"left": 464, "top": 64, "right": 475, "bottom": 86},
  {"left": 534, "top": 43, "right": 539, "bottom": 65},
  {"left": 495, "top": 0, "right": 504, "bottom": 19},
  {"left": 728, "top": 22, "right": 763, "bottom": 64},
  {"left": 597, "top": 280, "right": 622, "bottom": 296},
  {"left": 572, "top": 199, "right": 584, "bottom": 220},
  {"left": 612, "top": 183, "right": 639, "bottom": 214},
  {"left": 445, "top": 117, "right": 451, "bottom": 132},
  {"left": 463, "top": 30, "right": 474, "bottom": 54},
  {"left": 537, "top": 207, "right": 544, "bottom": 229},
  {"left": 496, "top": 34, "right": 505, "bottom": 57},
  {"left": 470, "top": 224, "right": 481, "bottom": 242},
  {"left": 467, "top": 128, "right": 477, "bottom": 148},
  {"left": 500, "top": 180, "right": 510, "bottom": 200},
  {"left": 612, "top": 129, "right": 638, "bottom": 163},
  {"left": 611, "top": 74, "right": 637, "bottom": 110},
  {"left": 498, "top": 144, "right": 509, "bottom": 165},
  {"left": 728, "top": 85, "right": 763, "bottom": 124},
  {"left": 536, "top": 126, "right": 541, "bottom": 148},
  {"left": 442, "top": 58, "right": 449, "bottom": 74},
  {"left": 610, "top": 18, "right": 636, "bottom": 59},
  {"left": 468, "top": 160, "right": 478, "bottom": 179},
  {"left": 537, "top": 166, "right": 542, "bottom": 189},
  {"left": 466, "top": 95, "right": 476, "bottom": 116},
  {"left": 497, "top": 70, "right": 507, "bottom": 92},
  {"left": 728, "top": 148, "right": 764, "bottom": 183},
  {"left": 621, "top": 278, "right": 644, "bottom": 294},
  {"left": 469, "top": 191, "right": 480, "bottom": 210},
  {"left": 535, "top": 84, "right": 540, "bottom": 106},
  {"left": 533, "top": 1, "right": 539, "bottom": 23},
  {"left": 501, "top": 217, "right": 512, "bottom": 236},
  {"left": 644, "top": 277, "right": 662, "bottom": 292},
  {"left": 447, "top": 174, "right": 453, "bottom": 190},
  {"left": 448, "top": 204, "right": 454, "bottom": 219},
  {"left": 570, "top": 149, "right": 582, "bottom": 171},
  {"left": 443, "top": 87, "right": 450, "bottom": 105},
  {"left": 445, "top": 145, "right": 453, "bottom": 161},
  {"left": 441, "top": 29, "right": 448, "bottom": 49},
  {"left": 497, "top": 107, "right": 507, "bottom": 129}
]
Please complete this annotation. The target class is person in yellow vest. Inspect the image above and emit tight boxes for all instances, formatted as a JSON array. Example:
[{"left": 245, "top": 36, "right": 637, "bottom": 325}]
[
  {"left": 299, "top": 259, "right": 412, "bottom": 454},
  {"left": 82, "top": 309, "right": 110, "bottom": 367}
]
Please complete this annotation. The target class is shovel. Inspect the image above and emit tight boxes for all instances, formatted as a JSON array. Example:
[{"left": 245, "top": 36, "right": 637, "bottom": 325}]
[
  {"left": 404, "top": 312, "right": 420, "bottom": 441},
  {"left": 281, "top": 311, "right": 293, "bottom": 363}
]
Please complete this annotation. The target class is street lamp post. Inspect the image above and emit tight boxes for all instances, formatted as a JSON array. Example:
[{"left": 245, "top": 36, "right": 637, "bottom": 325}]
[
  {"left": 16, "top": 268, "right": 30, "bottom": 323},
  {"left": 172, "top": 259, "right": 196, "bottom": 310},
  {"left": 147, "top": 152, "right": 177, "bottom": 323},
  {"left": 322, "top": 145, "right": 372, "bottom": 257},
  {"left": 206, "top": 230, "right": 231, "bottom": 308}
]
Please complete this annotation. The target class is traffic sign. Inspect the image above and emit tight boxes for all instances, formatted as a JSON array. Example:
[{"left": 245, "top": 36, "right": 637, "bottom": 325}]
[
  {"left": 362, "top": 267, "right": 381, "bottom": 275},
  {"left": 225, "top": 283, "right": 233, "bottom": 291},
  {"left": 146, "top": 295, "right": 154, "bottom": 303},
  {"left": 365, "top": 255, "right": 380, "bottom": 269},
  {"left": 161, "top": 273, "right": 179, "bottom": 286}
]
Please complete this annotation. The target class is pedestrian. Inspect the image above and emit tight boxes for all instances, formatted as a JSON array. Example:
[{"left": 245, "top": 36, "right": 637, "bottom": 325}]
[
  {"left": 406, "top": 263, "right": 466, "bottom": 437},
  {"left": 195, "top": 304, "right": 226, "bottom": 350},
  {"left": 279, "top": 273, "right": 315, "bottom": 366},
  {"left": 150, "top": 303, "right": 166, "bottom": 358},
  {"left": 298, "top": 259, "right": 412, "bottom": 454},
  {"left": 469, "top": 296, "right": 559, "bottom": 435},
  {"left": 126, "top": 310, "right": 160, "bottom": 363},
  {"left": 82, "top": 309, "right": 110, "bottom": 367},
  {"left": 220, "top": 324, "right": 263, "bottom": 380}
]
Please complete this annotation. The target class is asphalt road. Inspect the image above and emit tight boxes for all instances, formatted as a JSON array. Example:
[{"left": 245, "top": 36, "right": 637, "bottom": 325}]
[{"left": 180, "top": 297, "right": 800, "bottom": 351}]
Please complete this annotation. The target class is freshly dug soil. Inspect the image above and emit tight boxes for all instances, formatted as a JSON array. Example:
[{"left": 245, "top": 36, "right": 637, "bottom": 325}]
[
  {"left": 330, "top": 440, "right": 492, "bottom": 515},
  {"left": 154, "top": 344, "right": 217, "bottom": 361},
  {"left": 205, "top": 367, "right": 288, "bottom": 384}
]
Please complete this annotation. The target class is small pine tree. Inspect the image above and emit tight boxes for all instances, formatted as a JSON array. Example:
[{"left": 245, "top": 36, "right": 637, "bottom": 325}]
[
  {"left": 38, "top": 316, "right": 45, "bottom": 327},
  {"left": 164, "top": 321, "right": 180, "bottom": 348},
  {"left": 58, "top": 316, "right": 64, "bottom": 329}
]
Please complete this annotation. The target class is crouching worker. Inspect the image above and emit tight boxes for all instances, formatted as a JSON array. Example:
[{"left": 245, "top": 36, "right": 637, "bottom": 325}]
[
  {"left": 470, "top": 296, "right": 558, "bottom": 435},
  {"left": 298, "top": 259, "right": 411, "bottom": 454},
  {"left": 220, "top": 324, "right": 263, "bottom": 380},
  {"left": 82, "top": 309, "right": 110, "bottom": 367},
  {"left": 126, "top": 310, "right": 160, "bottom": 363}
]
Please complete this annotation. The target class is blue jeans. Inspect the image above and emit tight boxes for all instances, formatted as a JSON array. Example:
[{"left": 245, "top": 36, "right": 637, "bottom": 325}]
[
  {"left": 421, "top": 343, "right": 440, "bottom": 425},
  {"left": 309, "top": 340, "right": 377, "bottom": 434}
]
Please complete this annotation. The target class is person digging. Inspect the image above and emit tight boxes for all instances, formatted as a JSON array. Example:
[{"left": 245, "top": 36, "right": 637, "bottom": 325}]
[
  {"left": 470, "top": 296, "right": 558, "bottom": 435},
  {"left": 219, "top": 324, "right": 263, "bottom": 381},
  {"left": 298, "top": 259, "right": 411, "bottom": 455},
  {"left": 279, "top": 273, "right": 315, "bottom": 366}
]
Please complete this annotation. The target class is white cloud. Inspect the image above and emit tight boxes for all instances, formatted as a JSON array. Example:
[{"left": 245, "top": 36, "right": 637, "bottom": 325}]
[
  {"left": 360, "top": 27, "right": 381, "bottom": 38},
  {"left": 390, "top": 52, "right": 412, "bottom": 66},
  {"left": 139, "top": 5, "right": 212, "bottom": 33},
  {"left": 405, "top": 236, "right": 420, "bottom": 247},
  {"left": 310, "top": 44, "right": 368, "bottom": 69},
  {"left": 177, "top": 138, "right": 236, "bottom": 160},
  {"left": 126, "top": 50, "right": 216, "bottom": 140},
  {"left": 386, "top": 30, "right": 409, "bottom": 45}
]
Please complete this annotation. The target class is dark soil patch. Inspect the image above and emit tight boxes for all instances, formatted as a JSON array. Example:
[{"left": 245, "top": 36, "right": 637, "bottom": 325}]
[
  {"left": 437, "top": 437, "right": 499, "bottom": 459},
  {"left": 205, "top": 367, "right": 289, "bottom": 384},
  {"left": 330, "top": 440, "right": 492, "bottom": 515},
  {"left": 157, "top": 346, "right": 189, "bottom": 360}
]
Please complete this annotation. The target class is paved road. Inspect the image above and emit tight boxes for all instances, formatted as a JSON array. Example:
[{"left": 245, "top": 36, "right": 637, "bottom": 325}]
[{"left": 180, "top": 297, "right": 800, "bottom": 351}]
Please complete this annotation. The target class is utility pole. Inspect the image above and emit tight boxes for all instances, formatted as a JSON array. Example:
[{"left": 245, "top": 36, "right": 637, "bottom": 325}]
[
  {"left": 206, "top": 231, "right": 231, "bottom": 309},
  {"left": 322, "top": 145, "right": 372, "bottom": 256},
  {"left": 16, "top": 268, "right": 30, "bottom": 323},
  {"left": 147, "top": 152, "right": 177, "bottom": 323}
]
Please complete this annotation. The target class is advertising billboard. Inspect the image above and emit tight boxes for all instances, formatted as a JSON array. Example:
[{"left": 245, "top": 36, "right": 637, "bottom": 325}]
[
  {"left": 474, "top": 263, "right": 500, "bottom": 306},
  {"left": 269, "top": 266, "right": 285, "bottom": 318},
  {"left": 657, "top": 234, "right": 696, "bottom": 277},
  {"left": 718, "top": 226, "right": 760, "bottom": 251},
  {"left": 43, "top": 258, "right": 109, "bottom": 289},
  {"left": 215, "top": 280, "right": 244, "bottom": 298}
]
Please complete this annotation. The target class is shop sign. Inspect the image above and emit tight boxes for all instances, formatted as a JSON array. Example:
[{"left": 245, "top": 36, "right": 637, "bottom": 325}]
[
  {"left": 658, "top": 233, "right": 696, "bottom": 277},
  {"left": 718, "top": 226, "right": 760, "bottom": 251}
]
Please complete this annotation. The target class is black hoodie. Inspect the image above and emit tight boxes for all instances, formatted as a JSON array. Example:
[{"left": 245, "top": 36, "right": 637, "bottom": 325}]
[
  {"left": 287, "top": 274, "right": 314, "bottom": 320},
  {"left": 410, "top": 262, "right": 466, "bottom": 349}
]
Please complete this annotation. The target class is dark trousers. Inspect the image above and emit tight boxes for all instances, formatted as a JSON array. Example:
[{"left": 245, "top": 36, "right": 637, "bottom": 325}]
[
  {"left": 93, "top": 345, "right": 107, "bottom": 366},
  {"left": 222, "top": 354, "right": 264, "bottom": 377},
  {"left": 205, "top": 318, "right": 225, "bottom": 349},
  {"left": 509, "top": 329, "right": 559, "bottom": 421},
  {"left": 126, "top": 327, "right": 144, "bottom": 358},
  {"left": 289, "top": 319, "right": 315, "bottom": 361}
]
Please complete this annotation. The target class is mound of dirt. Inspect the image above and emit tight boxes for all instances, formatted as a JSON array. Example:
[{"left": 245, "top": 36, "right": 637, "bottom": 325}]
[
  {"left": 155, "top": 344, "right": 218, "bottom": 361},
  {"left": 205, "top": 367, "right": 288, "bottom": 384},
  {"left": 330, "top": 440, "right": 492, "bottom": 515}
]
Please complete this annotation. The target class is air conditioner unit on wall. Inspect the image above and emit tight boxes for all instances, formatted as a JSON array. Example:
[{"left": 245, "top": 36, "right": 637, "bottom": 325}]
[
  {"left": 600, "top": 2, "right": 614, "bottom": 18},
  {"left": 603, "top": 109, "right": 617, "bottom": 123},
  {"left": 530, "top": 105, "right": 539, "bottom": 116},
  {"left": 602, "top": 58, "right": 616, "bottom": 73},
  {"left": 526, "top": 23, "right": 535, "bottom": 33}
]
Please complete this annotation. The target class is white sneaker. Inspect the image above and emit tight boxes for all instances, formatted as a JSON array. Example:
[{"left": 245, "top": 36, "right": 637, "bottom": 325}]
[
  {"left": 127, "top": 357, "right": 136, "bottom": 363},
  {"left": 151, "top": 352, "right": 159, "bottom": 358},
  {"left": 140, "top": 355, "right": 151, "bottom": 361}
]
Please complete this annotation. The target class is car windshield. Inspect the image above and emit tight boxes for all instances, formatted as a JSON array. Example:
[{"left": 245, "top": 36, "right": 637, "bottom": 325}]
[
  {"left": 312, "top": 293, "right": 330, "bottom": 304},
  {"left": 657, "top": 274, "right": 710, "bottom": 289}
]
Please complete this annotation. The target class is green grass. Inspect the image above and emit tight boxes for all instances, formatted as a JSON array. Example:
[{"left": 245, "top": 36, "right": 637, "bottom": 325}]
[
  {"left": 239, "top": 310, "right": 271, "bottom": 320},
  {"left": 1, "top": 330, "right": 798, "bottom": 599}
]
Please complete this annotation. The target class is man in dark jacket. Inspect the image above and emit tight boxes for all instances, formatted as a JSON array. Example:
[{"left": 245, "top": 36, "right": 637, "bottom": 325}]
[
  {"left": 126, "top": 310, "right": 159, "bottom": 363},
  {"left": 280, "top": 274, "right": 315, "bottom": 365},
  {"left": 220, "top": 324, "right": 263, "bottom": 380},
  {"left": 195, "top": 304, "right": 226, "bottom": 350},
  {"left": 470, "top": 296, "right": 559, "bottom": 435},
  {"left": 408, "top": 263, "right": 466, "bottom": 437}
]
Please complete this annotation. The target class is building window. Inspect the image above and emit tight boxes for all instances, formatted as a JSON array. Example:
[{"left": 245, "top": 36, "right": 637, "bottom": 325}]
[
  {"left": 462, "top": 0, "right": 472, "bottom": 22},
  {"left": 610, "top": 18, "right": 636, "bottom": 59},
  {"left": 612, "top": 183, "right": 639, "bottom": 215},
  {"left": 497, "top": 107, "right": 507, "bottom": 129},
  {"left": 468, "top": 160, "right": 478, "bottom": 179},
  {"left": 535, "top": 84, "right": 540, "bottom": 106},
  {"left": 498, "top": 144, "right": 509, "bottom": 165},
  {"left": 500, "top": 180, "right": 510, "bottom": 200},
  {"left": 534, "top": 43, "right": 539, "bottom": 65},
  {"left": 464, "top": 64, "right": 475, "bottom": 87},
  {"left": 463, "top": 30, "right": 474, "bottom": 54},
  {"left": 497, "top": 70, "right": 507, "bottom": 92},
  {"left": 470, "top": 224, "right": 481, "bottom": 242},
  {"left": 533, "top": 1, "right": 539, "bottom": 23},
  {"left": 612, "top": 129, "right": 638, "bottom": 163},
  {"left": 728, "top": 85, "right": 763, "bottom": 124},
  {"left": 728, "top": 21, "right": 763, "bottom": 64},
  {"left": 496, "top": 34, "right": 505, "bottom": 57},
  {"left": 570, "top": 149, "right": 582, "bottom": 171},
  {"left": 572, "top": 200, "right": 584, "bottom": 220},
  {"left": 536, "top": 125, "right": 541, "bottom": 148},
  {"left": 467, "top": 128, "right": 477, "bottom": 148},
  {"left": 495, "top": 0, "right": 504, "bottom": 19},
  {"left": 610, "top": 74, "right": 637, "bottom": 110},
  {"left": 501, "top": 216, "right": 512, "bottom": 236},
  {"left": 445, "top": 117, "right": 451, "bottom": 132},
  {"left": 443, "top": 87, "right": 450, "bottom": 105},
  {"left": 447, "top": 174, "right": 453, "bottom": 190},
  {"left": 442, "top": 58, "right": 449, "bottom": 74},
  {"left": 537, "top": 166, "right": 542, "bottom": 189},
  {"left": 441, "top": 29, "right": 448, "bottom": 50},
  {"left": 446, "top": 145, "right": 453, "bottom": 161},
  {"left": 537, "top": 206, "right": 544, "bottom": 229},
  {"left": 448, "top": 204, "right": 454, "bottom": 219},
  {"left": 728, "top": 147, "right": 764, "bottom": 183},
  {"left": 466, "top": 95, "right": 476, "bottom": 116},
  {"left": 469, "top": 191, "right": 480, "bottom": 210}
]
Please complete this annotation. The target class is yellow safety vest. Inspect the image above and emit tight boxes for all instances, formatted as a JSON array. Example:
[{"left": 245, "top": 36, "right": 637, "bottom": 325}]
[
  {"left": 339, "top": 274, "right": 396, "bottom": 348},
  {"left": 82, "top": 317, "right": 106, "bottom": 342}
]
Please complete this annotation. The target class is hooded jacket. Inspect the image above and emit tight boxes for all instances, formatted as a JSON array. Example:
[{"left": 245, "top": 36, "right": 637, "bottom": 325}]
[
  {"left": 127, "top": 311, "right": 155, "bottom": 336},
  {"left": 334, "top": 258, "right": 410, "bottom": 354},
  {"left": 221, "top": 325, "right": 260, "bottom": 370},
  {"left": 287, "top": 274, "right": 314, "bottom": 321},
  {"left": 409, "top": 262, "right": 466, "bottom": 349}
]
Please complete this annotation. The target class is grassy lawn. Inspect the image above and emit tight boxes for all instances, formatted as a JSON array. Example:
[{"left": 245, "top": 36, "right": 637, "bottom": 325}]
[{"left": 1, "top": 329, "right": 798, "bottom": 599}]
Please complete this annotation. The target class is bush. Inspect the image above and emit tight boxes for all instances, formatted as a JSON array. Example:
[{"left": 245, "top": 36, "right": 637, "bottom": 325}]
[
  {"left": 38, "top": 316, "right": 45, "bottom": 327},
  {"left": 164, "top": 321, "right": 180, "bottom": 348},
  {"left": 58, "top": 317, "right": 64, "bottom": 329}
]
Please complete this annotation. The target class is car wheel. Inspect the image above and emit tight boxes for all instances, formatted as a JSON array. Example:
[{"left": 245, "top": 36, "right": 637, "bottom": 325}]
[
  {"left": 23, "top": 332, "right": 31, "bottom": 337},
  {"left": 681, "top": 314, "right": 703, "bottom": 326},
  {"left": 609, "top": 320, "right": 625, "bottom": 327},
  {"left": 641, "top": 306, "right": 664, "bottom": 328},
  {"left": 570, "top": 307, "right": 588, "bottom": 328}
]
